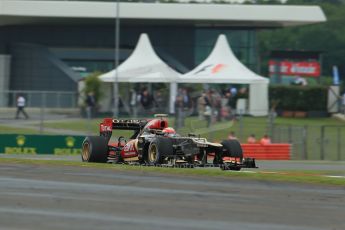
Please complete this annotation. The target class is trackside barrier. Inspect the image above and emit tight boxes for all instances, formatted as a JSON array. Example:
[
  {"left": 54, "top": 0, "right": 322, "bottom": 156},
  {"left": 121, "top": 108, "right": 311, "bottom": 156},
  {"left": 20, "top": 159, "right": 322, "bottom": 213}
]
[
  {"left": 241, "top": 144, "right": 291, "bottom": 160},
  {"left": 0, "top": 134, "right": 291, "bottom": 160},
  {"left": 0, "top": 134, "right": 84, "bottom": 155}
]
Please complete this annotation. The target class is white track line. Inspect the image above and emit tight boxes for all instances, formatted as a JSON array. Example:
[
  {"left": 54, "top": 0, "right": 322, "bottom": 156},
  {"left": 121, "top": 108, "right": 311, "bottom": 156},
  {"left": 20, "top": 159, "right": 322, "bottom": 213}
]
[
  {"left": 239, "top": 171, "right": 345, "bottom": 179},
  {"left": 324, "top": 175, "right": 345, "bottom": 179}
]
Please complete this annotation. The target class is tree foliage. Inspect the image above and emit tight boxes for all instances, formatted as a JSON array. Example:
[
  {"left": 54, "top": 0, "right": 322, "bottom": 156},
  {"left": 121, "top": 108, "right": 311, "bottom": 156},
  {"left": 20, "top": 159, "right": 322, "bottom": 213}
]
[
  {"left": 258, "top": 0, "right": 345, "bottom": 84},
  {"left": 83, "top": 71, "right": 103, "bottom": 104}
]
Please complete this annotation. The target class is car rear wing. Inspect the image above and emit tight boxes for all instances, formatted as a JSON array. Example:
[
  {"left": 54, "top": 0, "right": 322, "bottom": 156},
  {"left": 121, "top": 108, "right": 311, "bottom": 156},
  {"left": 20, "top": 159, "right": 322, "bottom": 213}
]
[{"left": 100, "top": 118, "right": 148, "bottom": 132}]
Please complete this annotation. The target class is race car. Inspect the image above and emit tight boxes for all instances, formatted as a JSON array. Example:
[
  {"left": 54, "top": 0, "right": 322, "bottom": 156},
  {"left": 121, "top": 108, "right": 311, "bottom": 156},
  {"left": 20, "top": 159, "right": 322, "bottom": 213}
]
[{"left": 81, "top": 115, "right": 256, "bottom": 170}]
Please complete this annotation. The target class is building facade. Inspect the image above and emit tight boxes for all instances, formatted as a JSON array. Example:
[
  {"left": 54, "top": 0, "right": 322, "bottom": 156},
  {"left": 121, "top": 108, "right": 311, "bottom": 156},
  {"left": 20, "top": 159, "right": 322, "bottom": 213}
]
[{"left": 0, "top": 0, "right": 326, "bottom": 106}]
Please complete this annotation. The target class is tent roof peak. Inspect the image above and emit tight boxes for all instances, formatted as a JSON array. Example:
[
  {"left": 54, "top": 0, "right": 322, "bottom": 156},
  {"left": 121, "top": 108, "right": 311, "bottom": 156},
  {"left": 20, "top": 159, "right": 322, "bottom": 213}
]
[
  {"left": 181, "top": 34, "right": 269, "bottom": 84},
  {"left": 98, "top": 33, "right": 180, "bottom": 83},
  {"left": 203, "top": 34, "right": 246, "bottom": 66},
  {"left": 124, "top": 33, "right": 162, "bottom": 66}
]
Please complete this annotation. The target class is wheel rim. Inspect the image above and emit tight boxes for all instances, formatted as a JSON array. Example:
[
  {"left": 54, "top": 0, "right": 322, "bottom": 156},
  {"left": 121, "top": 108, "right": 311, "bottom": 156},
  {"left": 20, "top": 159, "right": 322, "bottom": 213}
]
[
  {"left": 148, "top": 144, "right": 157, "bottom": 163},
  {"left": 82, "top": 142, "right": 90, "bottom": 161}
]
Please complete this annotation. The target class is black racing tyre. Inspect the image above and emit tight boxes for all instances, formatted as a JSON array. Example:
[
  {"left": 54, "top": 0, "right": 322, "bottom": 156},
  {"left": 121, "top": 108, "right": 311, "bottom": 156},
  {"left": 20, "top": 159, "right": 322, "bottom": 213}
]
[
  {"left": 220, "top": 165, "right": 242, "bottom": 171},
  {"left": 113, "top": 152, "right": 124, "bottom": 164},
  {"left": 229, "top": 166, "right": 242, "bottom": 171},
  {"left": 147, "top": 137, "right": 173, "bottom": 165},
  {"left": 81, "top": 136, "right": 108, "bottom": 163},
  {"left": 221, "top": 139, "right": 243, "bottom": 158},
  {"left": 185, "top": 156, "right": 194, "bottom": 165}
]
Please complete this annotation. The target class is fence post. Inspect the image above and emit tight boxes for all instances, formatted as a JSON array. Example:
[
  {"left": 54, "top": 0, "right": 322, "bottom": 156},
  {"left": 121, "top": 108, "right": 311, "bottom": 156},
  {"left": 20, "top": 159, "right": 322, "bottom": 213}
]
[
  {"left": 39, "top": 92, "right": 46, "bottom": 134},
  {"left": 320, "top": 126, "right": 325, "bottom": 160},
  {"left": 28, "top": 92, "right": 32, "bottom": 107},
  {"left": 57, "top": 92, "right": 61, "bottom": 108},
  {"left": 72, "top": 92, "right": 76, "bottom": 108},
  {"left": 268, "top": 110, "right": 275, "bottom": 138},
  {"left": 337, "top": 127, "right": 341, "bottom": 161},
  {"left": 288, "top": 125, "right": 292, "bottom": 143},
  {"left": 303, "top": 125, "right": 308, "bottom": 160},
  {"left": 277, "top": 126, "right": 281, "bottom": 142},
  {"left": 11, "top": 92, "right": 16, "bottom": 107},
  {"left": 239, "top": 111, "right": 243, "bottom": 142},
  {"left": 271, "top": 123, "right": 275, "bottom": 143}
]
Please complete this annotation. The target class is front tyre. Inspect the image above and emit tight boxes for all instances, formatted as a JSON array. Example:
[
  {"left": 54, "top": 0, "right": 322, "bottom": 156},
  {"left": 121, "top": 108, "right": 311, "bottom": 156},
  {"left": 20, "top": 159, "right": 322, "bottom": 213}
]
[
  {"left": 82, "top": 136, "right": 108, "bottom": 163},
  {"left": 147, "top": 141, "right": 162, "bottom": 165},
  {"left": 146, "top": 137, "right": 173, "bottom": 165},
  {"left": 221, "top": 139, "right": 243, "bottom": 158}
]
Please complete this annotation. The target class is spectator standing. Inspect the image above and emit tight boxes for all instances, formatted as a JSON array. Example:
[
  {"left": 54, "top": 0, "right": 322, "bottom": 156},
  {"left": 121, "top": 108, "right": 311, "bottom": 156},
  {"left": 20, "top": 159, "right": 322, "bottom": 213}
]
[
  {"left": 230, "top": 87, "right": 237, "bottom": 97},
  {"left": 214, "top": 92, "right": 222, "bottom": 122},
  {"left": 342, "top": 91, "right": 345, "bottom": 115},
  {"left": 15, "top": 94, "right": 29, "bottom": 119},
  {"left": 204, "top": 92, "right": 213, "bottom": 127},
  {"left": 175, "top": 88, "right": 192, "bottom": 130},
  {"left": 206, "top": 89, "right": 217, "bottom": 124},
  {"left": 140, "top": 88, "right": 154, "bottom": 115},
  {"left": 210, "top": 89, "right": 219, "bottom": 123},
  {"left": 197, "top": 93, "right": 207, "bottom": 120},
  {"left": 85, "top": 91, "right": 96, "bottom": 119},
  {"left": 129, "top": 89, "right": 138, "bottom": 118},
  {"left": 226, "top": 91, "right": 237, "bottom": 119},
  {"left": 222, "top": 91, "right": 232, "bottom": 120},
  {"left": 247, "top": 134, "right": 257, "bottom": 144},
  {"left": 228, "top": 131, "right": 237, "bottom": 140},
  {"left": 260, "top": 134, "right": 272, "bottom": 145},
  {"left": 155, "top": 90, "right": 164, "bottom": 113},
  {"left": 182, "top": 88, "right": 192, "bottom": 113},
  {"left": 174, "top": 94, "right": 184, "bottom": 130}
]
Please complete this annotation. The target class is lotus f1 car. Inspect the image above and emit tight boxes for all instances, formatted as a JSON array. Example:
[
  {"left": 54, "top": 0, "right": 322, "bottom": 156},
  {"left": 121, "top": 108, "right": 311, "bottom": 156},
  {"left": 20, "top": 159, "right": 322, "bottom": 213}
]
[{"left": 81, "top": 115, "right": 257, "bottom": 170}]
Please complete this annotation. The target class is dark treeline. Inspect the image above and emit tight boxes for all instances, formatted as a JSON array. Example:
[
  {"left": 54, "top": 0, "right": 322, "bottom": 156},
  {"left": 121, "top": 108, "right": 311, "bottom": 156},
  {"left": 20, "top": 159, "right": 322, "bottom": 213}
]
[{"left": 254, "top": 0, "right": 345, "bottom": 85}]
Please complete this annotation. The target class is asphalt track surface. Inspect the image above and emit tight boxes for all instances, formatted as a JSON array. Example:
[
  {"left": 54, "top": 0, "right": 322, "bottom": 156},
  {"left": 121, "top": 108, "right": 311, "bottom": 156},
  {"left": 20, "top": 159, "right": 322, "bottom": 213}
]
[
  {"left": 2, "top": 154, "right": 345, "bottom": 171},
  {"left": 0, "top": 159, "right": 344, "bottom": 230}
]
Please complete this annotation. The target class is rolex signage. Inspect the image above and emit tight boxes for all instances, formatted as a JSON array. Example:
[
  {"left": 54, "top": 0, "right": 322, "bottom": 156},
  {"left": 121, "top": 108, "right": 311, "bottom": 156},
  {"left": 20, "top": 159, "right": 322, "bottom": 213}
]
[{"left": 0, "top": 134, "right": 84, "bottom": 155}]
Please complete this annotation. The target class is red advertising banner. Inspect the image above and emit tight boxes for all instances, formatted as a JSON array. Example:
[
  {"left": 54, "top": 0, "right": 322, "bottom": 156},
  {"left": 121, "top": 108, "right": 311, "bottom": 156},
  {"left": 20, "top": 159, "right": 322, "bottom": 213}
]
[{"left": 269, "top": 60, "right": 320, "bottom": 77}]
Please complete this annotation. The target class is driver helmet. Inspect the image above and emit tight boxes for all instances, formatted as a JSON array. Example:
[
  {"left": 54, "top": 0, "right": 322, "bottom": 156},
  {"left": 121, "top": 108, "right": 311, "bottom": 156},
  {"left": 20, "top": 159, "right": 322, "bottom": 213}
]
[{"left": 162, "top": 127, "right": 176, "bottom": 136}]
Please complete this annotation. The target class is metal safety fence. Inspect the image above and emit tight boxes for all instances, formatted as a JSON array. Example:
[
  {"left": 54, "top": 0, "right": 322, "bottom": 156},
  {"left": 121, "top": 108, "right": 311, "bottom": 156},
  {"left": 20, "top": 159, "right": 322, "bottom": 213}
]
[
  {"left": 0, "top": 90, "right": 78, "bottom": 108},
  {"left": 0, "top": 89, "right": 344, "bottom": 161},
  {"left": 272, "top": 125, "right": 345, "bottom": 161}
]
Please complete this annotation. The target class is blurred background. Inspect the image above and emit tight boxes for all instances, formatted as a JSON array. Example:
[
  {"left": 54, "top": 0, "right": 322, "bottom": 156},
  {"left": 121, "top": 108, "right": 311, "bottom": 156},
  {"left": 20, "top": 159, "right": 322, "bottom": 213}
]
[{"left": 0, "top": 0, "right": 344, "bottom": 160}]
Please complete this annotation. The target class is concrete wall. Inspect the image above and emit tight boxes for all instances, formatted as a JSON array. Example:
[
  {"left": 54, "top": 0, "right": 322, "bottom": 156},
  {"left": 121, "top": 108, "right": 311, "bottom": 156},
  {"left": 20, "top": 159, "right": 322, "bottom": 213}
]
[
  {"left": 9, "top": 43, "right": 78, "bottom": 92},
  {"left": 0, "top": 55, "right": 11, "bottom": 106}
]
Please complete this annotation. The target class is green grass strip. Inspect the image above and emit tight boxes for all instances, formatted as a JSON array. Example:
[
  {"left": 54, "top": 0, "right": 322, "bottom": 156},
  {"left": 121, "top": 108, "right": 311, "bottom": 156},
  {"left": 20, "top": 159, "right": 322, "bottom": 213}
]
[{"left": 0, "top": 157, "right": 344, "bottom": 186}]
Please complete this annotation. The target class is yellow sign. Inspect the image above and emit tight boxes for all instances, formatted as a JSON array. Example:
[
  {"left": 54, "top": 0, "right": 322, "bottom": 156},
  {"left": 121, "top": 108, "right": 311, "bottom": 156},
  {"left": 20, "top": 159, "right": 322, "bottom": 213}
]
[
  {"left": 65, "top": 136, "right": 75, "bottom": 148},
  {"left": 16, "top": 135, "right": 26, "bottom": 146},
  {"left": 5, "top": 147, "right": 37, "bottom": 154},
  {"left": 54, "top": 148, "right": 81, "bottom": 155},
  {"left": 0, "top": 134, "right": 84, "bottom": 155}
]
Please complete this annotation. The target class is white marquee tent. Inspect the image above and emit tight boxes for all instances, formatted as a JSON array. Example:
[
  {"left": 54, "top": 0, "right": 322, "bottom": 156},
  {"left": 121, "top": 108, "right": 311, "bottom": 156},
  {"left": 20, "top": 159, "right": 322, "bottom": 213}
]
[
  {"left": 99, "top": 33, "right": 180, "bottom": 113},
  {"left": 179, "top": 34, "right": 269, "bottom": 116}
]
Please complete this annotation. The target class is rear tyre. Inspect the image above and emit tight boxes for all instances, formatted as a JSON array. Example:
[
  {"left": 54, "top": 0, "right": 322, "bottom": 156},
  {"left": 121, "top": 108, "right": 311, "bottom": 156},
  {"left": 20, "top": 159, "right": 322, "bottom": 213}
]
[
  {"left": 221, "top": 139, "right": 243, "bottom": 158},
  {"left": 147, "top": 137, "right": 173, "bottom": 165},
  {"left": 82, "top": 136, "right": 108, "bottom": 163}
]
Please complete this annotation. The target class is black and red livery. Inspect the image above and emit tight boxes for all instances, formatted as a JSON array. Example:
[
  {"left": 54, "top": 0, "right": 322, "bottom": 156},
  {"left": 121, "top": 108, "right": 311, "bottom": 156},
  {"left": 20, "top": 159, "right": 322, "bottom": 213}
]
[{"left": 81, "top": 115, "right": 256, "bottom": 170}]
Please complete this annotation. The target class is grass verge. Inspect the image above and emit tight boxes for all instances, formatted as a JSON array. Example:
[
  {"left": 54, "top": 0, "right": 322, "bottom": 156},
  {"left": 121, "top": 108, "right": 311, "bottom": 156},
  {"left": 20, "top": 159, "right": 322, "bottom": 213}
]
[
  {"left": 0, "top": 125, "right": 46, "bottom": 134},
  {"left": 0, "top": 157, "right": 344, "bottom": 186}
]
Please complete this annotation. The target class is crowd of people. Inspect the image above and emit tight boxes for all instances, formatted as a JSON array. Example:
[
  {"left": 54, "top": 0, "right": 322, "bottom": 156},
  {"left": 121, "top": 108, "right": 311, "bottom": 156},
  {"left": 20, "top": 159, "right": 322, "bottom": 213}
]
[
  {"left": 228, "top": 131, "right": 272, "bottom": 145},
  {"left": 125, "top": 86, "right": 247, "bottom": 125},
  {"left": 173, "top": 87, "right": 250, "bottom": 129},
  {"left": 174, "top": 87, "right": 248, "bottom": 129},
  {"left": 129, "top": 87, "right": 165, "bottom": 117},
  {"left": 196, "top": 88, "right": 242, "bottom": 125}
]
